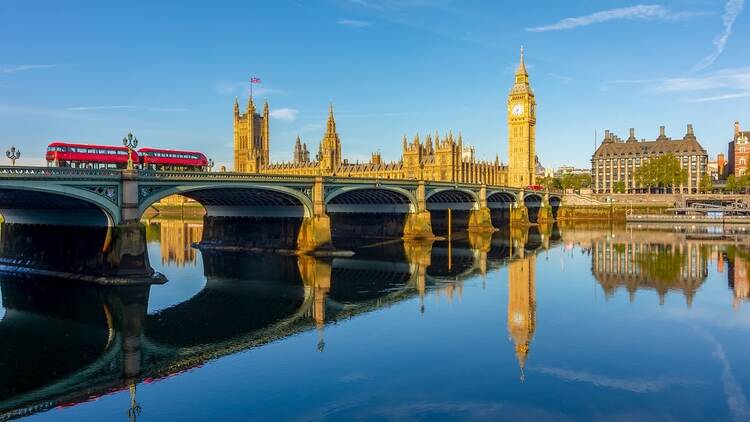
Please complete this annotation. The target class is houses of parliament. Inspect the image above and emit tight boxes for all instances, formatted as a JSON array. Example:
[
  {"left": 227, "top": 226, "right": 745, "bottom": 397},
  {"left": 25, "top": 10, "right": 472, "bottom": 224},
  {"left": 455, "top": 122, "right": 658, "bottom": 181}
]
[{"left": 233, "top": 49, "right": 537, "bottom": 188}]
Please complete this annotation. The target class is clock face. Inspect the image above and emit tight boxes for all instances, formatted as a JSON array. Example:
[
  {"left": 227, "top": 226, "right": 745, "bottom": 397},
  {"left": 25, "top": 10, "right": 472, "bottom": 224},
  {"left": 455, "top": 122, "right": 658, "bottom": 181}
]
[{"left": 512, "top": 104, "right": 524, "bottom": 116}]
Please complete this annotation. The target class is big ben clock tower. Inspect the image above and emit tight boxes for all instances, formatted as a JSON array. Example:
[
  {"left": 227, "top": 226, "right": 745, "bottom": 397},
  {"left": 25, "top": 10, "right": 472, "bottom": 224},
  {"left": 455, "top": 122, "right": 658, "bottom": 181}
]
[{"left": 507, "top": 47, "right": 536, "bottom": 188}]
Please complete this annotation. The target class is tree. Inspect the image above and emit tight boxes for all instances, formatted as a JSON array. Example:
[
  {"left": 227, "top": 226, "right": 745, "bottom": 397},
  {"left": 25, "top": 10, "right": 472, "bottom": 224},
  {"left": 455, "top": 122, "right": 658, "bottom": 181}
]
[
  {"left": 699, "top": 174, "right": 713, "bottom": 193},
  {"left": 726, "top": 175, "right": 737, "bottom": 193},
  {"left": 634, "top": 154, "right": 686, "bottom": 193},
  {"left": 737, "top": 175, "right": 749, "bottom": 193},
  {"left": 613, "top": 181, "right": 626, "bottom": 193}
]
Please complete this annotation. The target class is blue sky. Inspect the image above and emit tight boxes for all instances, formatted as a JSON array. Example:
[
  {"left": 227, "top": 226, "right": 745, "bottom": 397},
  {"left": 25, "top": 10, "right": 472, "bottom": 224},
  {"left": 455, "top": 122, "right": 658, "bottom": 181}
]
[{"left": 1, "top": 0, "right": 748, "bottom": 169}]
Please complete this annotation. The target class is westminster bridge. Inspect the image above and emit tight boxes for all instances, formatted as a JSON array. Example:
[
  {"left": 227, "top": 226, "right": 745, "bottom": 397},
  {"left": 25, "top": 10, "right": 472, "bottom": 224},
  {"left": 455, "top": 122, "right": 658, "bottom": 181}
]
[
  {"left": 0, "top": 226, "right": 560, "bottom": 420},
  {"left": 0, "top": 166, "right": 560, "bottom": 251}
]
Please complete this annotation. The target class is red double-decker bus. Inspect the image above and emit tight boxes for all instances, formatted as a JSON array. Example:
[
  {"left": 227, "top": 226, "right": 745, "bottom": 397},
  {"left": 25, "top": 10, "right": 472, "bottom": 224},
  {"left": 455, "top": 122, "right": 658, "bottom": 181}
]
[
  {"left": 46, "top": 142, "right": 137, "bottom": 169},
  {"left": 138, "top": 147, "right": 208, "bottom": 171},
  {"left": 46, "top": 142, "right": 209, "bottom": 171}
]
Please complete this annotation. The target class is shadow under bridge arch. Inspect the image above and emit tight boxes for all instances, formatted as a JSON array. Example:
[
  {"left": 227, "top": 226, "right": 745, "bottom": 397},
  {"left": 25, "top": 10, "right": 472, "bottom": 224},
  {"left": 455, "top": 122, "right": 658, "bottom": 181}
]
[
  {"left": 426, "top": 188, "right": 480, "bottom": 236},
  {"left": 142, "top": 185, "right": 314, "bottom": 251},
  {"left": 524, "top": 192, "right": 544, "bottom": 224},
  {"left": 325, "top": 187, "right": 417, "bottom": 242},
  {"left": 548, "top": 195, "right": 562, "bottom": 219},
  {"left": 0, "top": 186, "right": 117, "bottom": 227},
  {"left": 486, "top": 191, "right": 517, "bottom": 228}
]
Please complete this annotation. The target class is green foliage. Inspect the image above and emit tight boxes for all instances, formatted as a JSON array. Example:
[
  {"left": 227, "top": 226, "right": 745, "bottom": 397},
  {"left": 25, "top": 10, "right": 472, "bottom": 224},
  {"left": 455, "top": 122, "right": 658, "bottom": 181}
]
[
  {"left": 726, "top": 175, "right": 737, "bottom": 193},
  {"left": 738, "top": 175, "right": 749, "bottom": 193},
  {"left": 548, "top": 173, "right": 592, "bottom": 191},
  {"left": 699, "top": 174, "right": 713, "bottom": 193},
  {"left": 613, "top": 181, "right": 626, "bottom": 193},
  {"left": 633, "top": 154, "right": 687, "bottom": 193}
]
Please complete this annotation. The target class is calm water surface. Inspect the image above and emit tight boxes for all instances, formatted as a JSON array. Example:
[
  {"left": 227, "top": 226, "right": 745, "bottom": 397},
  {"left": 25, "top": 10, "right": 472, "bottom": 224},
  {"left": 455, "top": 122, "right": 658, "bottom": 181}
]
[{"left": 1, "top": 220, "right": 749, "bottom": 421}]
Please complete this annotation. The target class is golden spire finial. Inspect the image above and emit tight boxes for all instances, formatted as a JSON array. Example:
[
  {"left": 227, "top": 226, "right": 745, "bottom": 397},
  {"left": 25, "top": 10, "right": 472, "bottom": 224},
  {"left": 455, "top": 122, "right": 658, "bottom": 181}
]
[
  {"left": 326, "top": 103, "right": 336, "bottom": 133},
  {"left": 516, "top": 45, "right": 527, "bottom": 75}
]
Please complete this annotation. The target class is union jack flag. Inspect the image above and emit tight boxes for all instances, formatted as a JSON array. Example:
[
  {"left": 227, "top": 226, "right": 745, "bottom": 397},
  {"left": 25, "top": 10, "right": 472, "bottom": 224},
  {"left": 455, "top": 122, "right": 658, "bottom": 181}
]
[{"left": 250, "top": 77, "right": 261, "bottom": 84}]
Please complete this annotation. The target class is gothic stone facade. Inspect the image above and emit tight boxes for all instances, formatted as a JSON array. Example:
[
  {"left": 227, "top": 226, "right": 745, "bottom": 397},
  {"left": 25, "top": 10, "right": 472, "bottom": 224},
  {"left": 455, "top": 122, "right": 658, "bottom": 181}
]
[
  {"left": 233, "top": 50, "right": 537, "bottom": 187},
  {"left": 591, "top": 125, "right": 708, "bottom": 194}
]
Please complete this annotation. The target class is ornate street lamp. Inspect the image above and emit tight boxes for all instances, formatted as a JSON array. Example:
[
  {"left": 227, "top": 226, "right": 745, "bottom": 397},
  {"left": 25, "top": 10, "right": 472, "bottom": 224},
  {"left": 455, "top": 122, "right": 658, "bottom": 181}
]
[
  {"left": 5, "top": 146, "right": 20, "bottom": 166},
  {"left": 122, "top": 132, "right": 139, "bottom": 170},
  {"left": 207, "top": 158, "right": 214, "bottom": 172}
]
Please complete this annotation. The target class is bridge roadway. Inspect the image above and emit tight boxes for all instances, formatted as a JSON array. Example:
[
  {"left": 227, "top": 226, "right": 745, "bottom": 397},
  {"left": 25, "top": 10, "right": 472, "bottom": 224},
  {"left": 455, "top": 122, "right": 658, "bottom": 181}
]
[
  {"left": 0, "top": 227, "right": 561, "bottom": 421},
  {"left": 0, "top": 167, "right": 562, "bottom": 256}
]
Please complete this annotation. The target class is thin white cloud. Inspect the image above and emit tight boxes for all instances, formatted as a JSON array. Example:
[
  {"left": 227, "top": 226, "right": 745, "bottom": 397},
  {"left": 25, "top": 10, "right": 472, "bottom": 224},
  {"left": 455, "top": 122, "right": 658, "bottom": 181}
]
[
  {"left": 531, "top": 366, "right": 702, "bottom": 393},
  {"left": 695, "top": 328, "right": 750, "bottom": 421},
  {"left": 549, "top": 72, "right": 574, "bottom": 83},
  {"left": 344, "top": 0, "right": 447, "bottom": 11},
  {"left": 693, "top": 0, "right": 745, "bottom": 71},
  {"left": 269, "top": 108, "right": 299, "bottom": 121},
  {"left": 687, "top": 92, "right": 750, "bottom": 103},
  {"left": 66, "top": 105, "right": 187, "bottom": 112},
  {"left": 526, "top": 5, "right": 704, "bottom": 32},
  {"left": 337, "top": 18, "right": 372, "bottom": 27},
  {"left": 0, "top": 64, "right": 74, "bottom": 74},
  {"left": 606, "top": 66, "right": 750, "bottom": 102}
]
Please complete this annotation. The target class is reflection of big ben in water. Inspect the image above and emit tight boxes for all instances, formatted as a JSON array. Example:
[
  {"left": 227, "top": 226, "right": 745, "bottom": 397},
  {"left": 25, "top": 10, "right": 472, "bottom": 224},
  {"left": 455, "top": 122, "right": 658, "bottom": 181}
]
[{"left": 507, "top": 254, "right": 536, "bottom": 380}]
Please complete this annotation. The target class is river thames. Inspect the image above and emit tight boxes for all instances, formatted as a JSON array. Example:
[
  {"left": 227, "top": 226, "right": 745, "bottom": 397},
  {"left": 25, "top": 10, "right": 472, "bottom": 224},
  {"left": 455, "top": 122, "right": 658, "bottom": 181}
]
[{"left": 1, "top": 220, "right": 749, "bottom": 421}]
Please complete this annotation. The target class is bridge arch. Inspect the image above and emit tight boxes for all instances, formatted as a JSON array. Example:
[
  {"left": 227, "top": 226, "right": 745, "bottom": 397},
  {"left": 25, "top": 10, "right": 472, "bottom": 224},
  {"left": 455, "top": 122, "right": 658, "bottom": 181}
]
[
  {"left": 324, "top": 186, "right": 417, "bottom": 242},
  {"left": 137, "top": 184, "right": 314, "bottom": 219},
  {"left": 324, "top": 186, "right": 417, "bottom": 213},
  {"left": 0, "top": 184, "right": 119, "bottom": 226},
  {"left": 424, "top": 188, "right": 482, "bottom": 235},
  {"left": 549, "top": 195, "right": 562, "bottom": 219},
  {"left": 486, "top": 191, "right": 518, "bottom": 208},
  {"left": 425, "top": 188, "right": 480, "bottom": 210},
  {"left": 524, "top": 192, "right": 544, "bottom": 224}
]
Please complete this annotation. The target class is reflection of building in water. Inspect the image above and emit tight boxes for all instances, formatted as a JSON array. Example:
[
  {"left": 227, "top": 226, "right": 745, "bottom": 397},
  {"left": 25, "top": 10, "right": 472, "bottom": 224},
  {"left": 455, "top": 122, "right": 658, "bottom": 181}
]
[
  {"left": 507, "top": 254, "right": 535, "bottom": 380},
  {"left": 726, "top": 251, "right": 750, "bottom": 310},
  {"left": 158, "top": 221, "right": 204, "bottom": 267},
  {"left": 592, "top": 238, "right": 708, "bottom": 306}
]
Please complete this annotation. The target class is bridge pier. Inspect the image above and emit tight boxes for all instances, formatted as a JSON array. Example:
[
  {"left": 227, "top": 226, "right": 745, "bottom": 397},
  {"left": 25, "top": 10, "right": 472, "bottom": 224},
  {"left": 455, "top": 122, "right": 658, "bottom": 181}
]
[
  {"left": 104, "top": 223, "right": 158, "bottom": 280},
  {"left": 297, "top": 177, "right": 337, "bottom": 255},
  {"left": 0, "top": 221, "right": 158, "bottom": 283},
  {"left": 511, "top": 194, "right": 530, "bottom": 225},
  {"left": 467, "top": 185, "right": 497, "bottom": 233},
  {"left": 403, "top": 181, "right": 437, "bottom": 241},
  {"left": 535, "top": 193, "right": 554, "bottom": 224}
]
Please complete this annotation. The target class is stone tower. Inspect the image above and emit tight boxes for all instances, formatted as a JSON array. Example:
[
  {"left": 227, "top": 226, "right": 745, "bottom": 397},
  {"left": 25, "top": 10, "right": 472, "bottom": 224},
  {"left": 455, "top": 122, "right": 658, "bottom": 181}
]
[
  {"left": 233, "top": 97, "right": 270, "bottom": 172},
  {"left": 318, "top": 104, "right": 342, "bottom": 175},
  {"left": 293, "top": 136, "right": 310, "bottom": 164},
  {"left": 507, "top": 47, "right": 536, "bottom": 188},
  {"left": 507, "top": 253, "right": 536, "bottom": 381}
]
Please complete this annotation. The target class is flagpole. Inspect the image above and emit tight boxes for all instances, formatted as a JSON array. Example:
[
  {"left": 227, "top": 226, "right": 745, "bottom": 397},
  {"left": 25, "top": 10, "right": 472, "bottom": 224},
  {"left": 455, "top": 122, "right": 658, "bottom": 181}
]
[{"left": 250, "top": 77, "right": 253, "bottom": 100}]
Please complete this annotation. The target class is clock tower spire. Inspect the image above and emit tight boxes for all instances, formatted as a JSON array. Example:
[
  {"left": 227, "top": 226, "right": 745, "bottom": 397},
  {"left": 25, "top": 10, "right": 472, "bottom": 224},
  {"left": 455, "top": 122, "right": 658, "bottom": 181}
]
[{"left": 507, "top": 46, "right": 536, "bottom": 188}]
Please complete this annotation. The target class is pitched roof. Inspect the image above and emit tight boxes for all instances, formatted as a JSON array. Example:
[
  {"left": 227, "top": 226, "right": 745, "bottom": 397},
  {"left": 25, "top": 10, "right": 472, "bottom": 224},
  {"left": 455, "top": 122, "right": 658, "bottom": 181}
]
[{"left": 593, "top": 134, "right": 707, "bottom": 158}]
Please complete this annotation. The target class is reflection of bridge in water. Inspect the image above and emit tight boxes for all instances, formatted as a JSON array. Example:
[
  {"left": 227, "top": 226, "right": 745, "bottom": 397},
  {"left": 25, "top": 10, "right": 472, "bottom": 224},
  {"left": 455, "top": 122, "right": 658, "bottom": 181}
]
[{"left": 0, "top": 224, "right": 561, "bottom": 421}]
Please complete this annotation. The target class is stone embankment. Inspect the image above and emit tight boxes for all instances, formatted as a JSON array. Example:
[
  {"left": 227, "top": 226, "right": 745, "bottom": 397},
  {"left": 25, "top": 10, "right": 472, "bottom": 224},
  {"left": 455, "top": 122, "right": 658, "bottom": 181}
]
[{"left": 556, "top": 193, "right": 671, "bottom": 221}]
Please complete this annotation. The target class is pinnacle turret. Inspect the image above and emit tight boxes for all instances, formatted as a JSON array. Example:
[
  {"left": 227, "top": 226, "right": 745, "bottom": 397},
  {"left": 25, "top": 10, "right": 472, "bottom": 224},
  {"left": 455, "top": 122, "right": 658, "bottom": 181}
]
[
  {"left": 516, "top": 46, "right": 527, "bottom": 76},
  {"left": 326, "top": 103, "right": 336, "bottom": 133}
]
